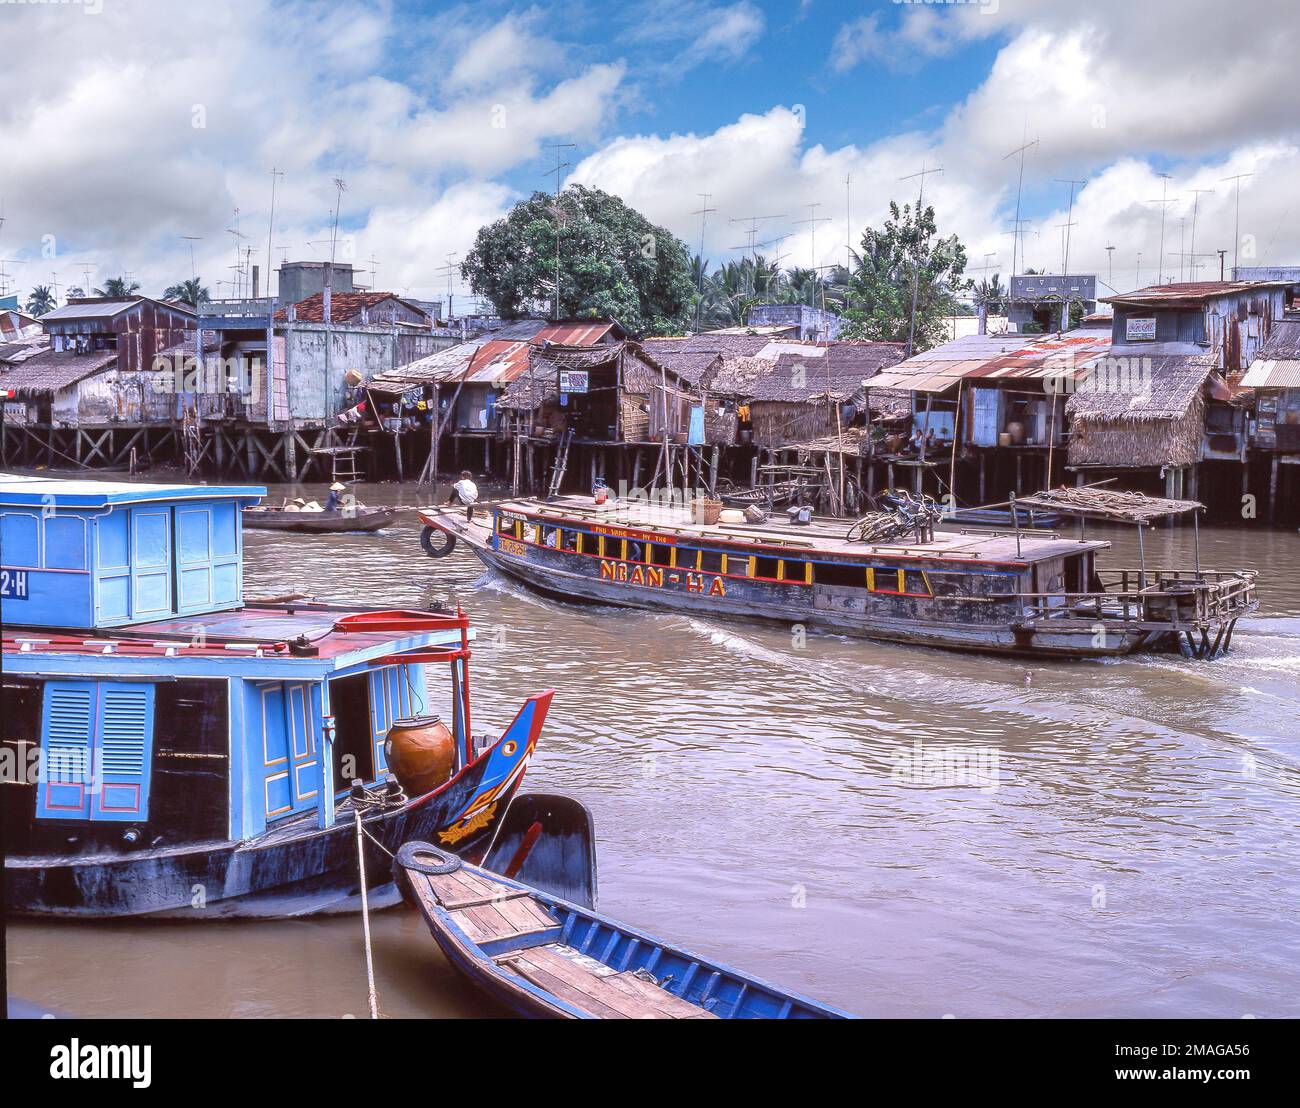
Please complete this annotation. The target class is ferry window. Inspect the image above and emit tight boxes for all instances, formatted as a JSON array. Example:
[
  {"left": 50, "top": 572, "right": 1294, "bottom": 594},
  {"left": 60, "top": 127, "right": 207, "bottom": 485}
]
[
  {"left": 496, "top": 516, "right": 517, "bottom": 537},
  {"left": 869, "top": 567, "right": 904, "bottom": 594},
  {"left": 753, "top": 555, "right": 780, "bottom": 579},
  {"left": 522, "top": 523, "right": 537, "bottom": 543},
  {"left": 813, "top": 562, "right": 866, "bottom": 588},
  {"left": 561, "top": 530, "right": 578, "bottom": 552},
  {"left": 699, "top": 549, "right": 725, "bottom": 574},
  {"left": 780, "top": 559, "right": 810, "bottom": 584},
  {"left": 627, "top": 541, "right": 646, "bottom": 562},
  {"left": 541, "top": 526, "right": 560, "bottom": 549},
  {"left": 903, "top": 570, "right": 931, "bottom": 596},
  {"left": 649, "top": 544, "right": 673, "bottom": 567}
]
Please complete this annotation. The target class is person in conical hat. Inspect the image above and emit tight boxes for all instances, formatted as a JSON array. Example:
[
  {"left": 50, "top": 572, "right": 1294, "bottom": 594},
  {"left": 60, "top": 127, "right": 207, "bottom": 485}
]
[{"left": 325, "top": 482, "right": 347, "bottom": 513}]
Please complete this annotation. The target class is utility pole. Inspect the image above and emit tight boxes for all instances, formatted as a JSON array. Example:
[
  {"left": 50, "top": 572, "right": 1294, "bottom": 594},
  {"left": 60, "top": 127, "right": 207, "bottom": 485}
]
[
  {"left": 1147, "top": 173, "right": 1174, "bottom": 284},
  {"left": 1220, "top": 172, "right": 1253, "bottom": 275},
  {"left": 1105, "top": 244, "right": 1115, "bottom": 288},
  {"left": 899, "top": 161, "right": 943, "bottom": 357},
  {"left": 543, "top": 144, "right": 576, "bottom": 321},
  {"left": 691, "top": 193, "right": 716, "bottom": 329},
  {"left": 1217, "top": 249, "right": 1227, "bottom": 281}
]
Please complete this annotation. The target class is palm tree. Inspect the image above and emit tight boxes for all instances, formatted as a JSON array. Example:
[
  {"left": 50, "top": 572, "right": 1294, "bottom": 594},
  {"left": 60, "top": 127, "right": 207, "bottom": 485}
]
[
  {"left": 25, "top": 285, "right": 57, "bottom": 316},
  {"left": 163, "top": 277, "right": 210, "bottom": 307},
  {"left": 973, "top": 273, "right": 1005, "bottom": 312},
  {"left": 94, "top": 276, "right": 140, "bottom": 297},
  {"left": 66, "top": 286, "right": 86, "bottom": 300}
]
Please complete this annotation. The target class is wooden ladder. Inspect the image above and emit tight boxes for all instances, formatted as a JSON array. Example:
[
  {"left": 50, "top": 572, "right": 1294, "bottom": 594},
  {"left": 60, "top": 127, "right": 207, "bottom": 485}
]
[{"left": 547, "top": 429, "right": 574, "bottom": 501}]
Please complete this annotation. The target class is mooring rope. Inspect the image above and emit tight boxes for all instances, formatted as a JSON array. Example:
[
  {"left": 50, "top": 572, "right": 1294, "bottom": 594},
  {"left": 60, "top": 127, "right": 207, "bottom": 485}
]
[{"left": 354, "top": 810, "right": 381, "bottom": 1020}]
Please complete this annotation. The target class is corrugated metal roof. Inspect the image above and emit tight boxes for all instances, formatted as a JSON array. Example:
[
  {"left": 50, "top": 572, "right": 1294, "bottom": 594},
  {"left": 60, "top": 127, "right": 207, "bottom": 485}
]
[
  {"left": 1102, "top": 280, "right": 1290, "bottom": 306},
  {"left": 1240, "top": 359, "right": 1300, "bottom": 388},
  {"left": 864, "top": 332, "right": 1111, "bottom": 394},
  {"left": 40, "top": 298, "right": 139, "bottom": 322},
  {"left": 533, "top": 320, "right": 621, "bottom": 345},
  {"left": 462, "top": 339, "right": 533, "bottom": 385}
]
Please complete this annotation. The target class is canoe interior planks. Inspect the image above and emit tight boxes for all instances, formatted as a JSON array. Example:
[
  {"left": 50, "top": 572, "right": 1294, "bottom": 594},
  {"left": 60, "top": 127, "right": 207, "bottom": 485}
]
[{"left": 498, "top": 945, "right": 717, "bottom": 1019}]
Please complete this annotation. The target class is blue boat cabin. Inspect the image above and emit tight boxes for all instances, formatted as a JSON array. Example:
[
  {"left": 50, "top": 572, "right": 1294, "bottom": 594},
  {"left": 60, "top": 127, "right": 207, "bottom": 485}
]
[{"left": 1, "top": 476, "right": 471, "bottom": 862}]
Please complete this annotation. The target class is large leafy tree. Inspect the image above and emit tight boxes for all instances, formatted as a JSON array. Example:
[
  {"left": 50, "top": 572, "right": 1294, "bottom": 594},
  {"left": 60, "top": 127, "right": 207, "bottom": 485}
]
[
  {"left": 163, "top": 277, "right": 210, "bottom": 306},
  {"left": 25, "top": 285, "right": 56, "bottom": 315},
  {"left": 461, "top": 185, "right": 696, "bottom": 336},
  {"left": 94, "top": 276, "right": 141, "bottom": 297},
  {"left": 839, "top": 200, "right": 969, "bottom": 352}
]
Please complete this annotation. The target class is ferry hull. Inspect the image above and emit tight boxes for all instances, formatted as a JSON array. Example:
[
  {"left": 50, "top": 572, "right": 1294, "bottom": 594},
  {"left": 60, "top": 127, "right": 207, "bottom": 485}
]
[
  {"left": 6, "top": 717, "right": 542, "bottom": 920},
  {"left": 473, "top": 542, "right": 1159, "bottom": 658}
]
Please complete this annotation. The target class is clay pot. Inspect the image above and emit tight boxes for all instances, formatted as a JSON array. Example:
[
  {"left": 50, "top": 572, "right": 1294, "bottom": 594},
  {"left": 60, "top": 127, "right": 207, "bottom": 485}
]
[
  {"left": 1006, "top": 421, "right": 1025, "bottom": 444},
  {"left": 384, "top": 715, "right": 455, "bottom": 797}
]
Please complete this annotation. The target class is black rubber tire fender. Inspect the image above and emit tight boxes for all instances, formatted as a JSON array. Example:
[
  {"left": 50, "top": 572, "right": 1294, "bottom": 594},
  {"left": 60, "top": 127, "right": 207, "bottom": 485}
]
[
  {"left": 395, "top": 840, "right": 462, "bottom": 875},
  {"left": 420, "top": 525, "right": 457, "bottom": 558}
]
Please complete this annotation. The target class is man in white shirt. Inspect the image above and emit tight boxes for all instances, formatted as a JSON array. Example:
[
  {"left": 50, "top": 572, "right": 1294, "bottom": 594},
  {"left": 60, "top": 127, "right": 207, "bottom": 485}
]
[{"left": 447, "top": 470, "right": 479, "bottom": 520}]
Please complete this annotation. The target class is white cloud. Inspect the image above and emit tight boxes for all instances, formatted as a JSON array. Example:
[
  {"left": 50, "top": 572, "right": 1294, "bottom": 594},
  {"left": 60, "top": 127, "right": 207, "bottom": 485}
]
[{"left": 0, "top": 0, "right": 627, "bottom": 302}]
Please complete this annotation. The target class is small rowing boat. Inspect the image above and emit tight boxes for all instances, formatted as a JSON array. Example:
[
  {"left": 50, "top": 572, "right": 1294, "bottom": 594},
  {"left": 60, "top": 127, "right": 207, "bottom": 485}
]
[
  {"left": 394, "top": 841, "right": 854, "bottom": 1019},
  {"left": 243, "top": 506, "right": 397, "bottom": 533}
]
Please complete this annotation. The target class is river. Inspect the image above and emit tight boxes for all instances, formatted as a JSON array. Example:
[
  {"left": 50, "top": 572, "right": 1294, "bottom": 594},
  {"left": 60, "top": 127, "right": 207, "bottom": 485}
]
[{"left": 8, "top": 482, "right": 1300, "bottom": 1018}]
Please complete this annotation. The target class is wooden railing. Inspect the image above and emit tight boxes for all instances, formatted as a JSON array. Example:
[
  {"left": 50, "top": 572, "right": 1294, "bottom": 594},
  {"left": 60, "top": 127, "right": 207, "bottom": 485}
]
[{"left": 991, "top": 569, "right": 1258, "bottom": 628}]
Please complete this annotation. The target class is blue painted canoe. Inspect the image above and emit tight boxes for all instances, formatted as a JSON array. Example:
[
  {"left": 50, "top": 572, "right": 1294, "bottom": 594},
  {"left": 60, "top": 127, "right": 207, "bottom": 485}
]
[{"left": 394, "top": 842, "right": 855, "bottom": 1019}]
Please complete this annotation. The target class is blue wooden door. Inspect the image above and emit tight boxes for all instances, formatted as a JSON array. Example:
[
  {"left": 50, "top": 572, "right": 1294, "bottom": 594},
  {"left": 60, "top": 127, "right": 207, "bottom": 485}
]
[
  {"left": 36, "top": 680, "right": 154, "bottom": 823},
  {"left": 36, "top": 681, "right": 96, "bottom": 819},
  {"left": 92, "top": 684, "right": 155, "bottom": 821},
  {"left": 131, "top": 508, "right": 172, "bottom": 618},
  {"left": 259, "top": 684, "right": 293, "bottom": 819},
  {"left": 971, "top": 388, "right": 1000, "bottom": 447},
  {"left": 285, "top": 683, "right": 319, "bottom": 808}
]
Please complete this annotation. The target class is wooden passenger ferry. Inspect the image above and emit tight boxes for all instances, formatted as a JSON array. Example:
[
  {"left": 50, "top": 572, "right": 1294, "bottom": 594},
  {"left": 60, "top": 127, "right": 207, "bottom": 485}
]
[
  {"left": 1, "top": 475, "right": 551, "bottom": 918},
  {"left": 417, "top": 489, "right": 1257, "bottom": 660}
]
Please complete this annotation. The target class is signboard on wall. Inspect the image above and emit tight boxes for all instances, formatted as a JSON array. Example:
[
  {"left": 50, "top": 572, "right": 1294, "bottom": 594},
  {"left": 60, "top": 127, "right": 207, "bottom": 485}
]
[
  {"left": 1125, "top": 316, "right": 1157, "bottom": 341},
  {"left": 1009, "top": 275, "right": 1096, "bottom": 302},
  {"left": 559, "top": 370, "right": 589, "bottom": 394}
]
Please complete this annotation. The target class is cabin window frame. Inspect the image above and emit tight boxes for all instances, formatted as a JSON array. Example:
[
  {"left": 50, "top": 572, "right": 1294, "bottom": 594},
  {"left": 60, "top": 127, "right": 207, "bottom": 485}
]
[{"left": 814, "top": 561, "right": 869, "bottom": 589}]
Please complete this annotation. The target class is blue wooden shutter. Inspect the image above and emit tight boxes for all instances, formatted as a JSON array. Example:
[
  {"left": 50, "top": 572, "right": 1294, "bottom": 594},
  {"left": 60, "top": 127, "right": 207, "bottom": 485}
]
[
  {"left": 91, "top": 683, "right": 155, "bottom": 822},
  {"left": 36, "top": 681, "right": 96, "bottom": 819}
]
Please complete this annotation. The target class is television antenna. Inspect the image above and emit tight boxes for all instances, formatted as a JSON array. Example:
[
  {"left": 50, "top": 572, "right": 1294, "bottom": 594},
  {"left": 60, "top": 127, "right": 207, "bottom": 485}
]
[
  {"left": 544, "top": 143, "right": 576, "bottom": 320},
  {"left": 691, "top": 193, "right": 717, "bottom": 328},
  {"left": 1220, "top": 171, "right": 1254, "bottom": 273},
  {"left": 1002, "top": 132, "right": 1038, "bottom": 277},
  {"left": 1053, "top": 178, "right": 1085, "bottom": 274},
  {"left": 1146, "top": 173, "right": 1175, "bottom": 284}
]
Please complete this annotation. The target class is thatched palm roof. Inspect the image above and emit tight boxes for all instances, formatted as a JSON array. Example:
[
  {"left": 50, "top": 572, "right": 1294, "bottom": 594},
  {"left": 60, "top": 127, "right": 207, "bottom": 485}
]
[{"left": 1066, "top": 353, "right": 1214, "bottom": 468}]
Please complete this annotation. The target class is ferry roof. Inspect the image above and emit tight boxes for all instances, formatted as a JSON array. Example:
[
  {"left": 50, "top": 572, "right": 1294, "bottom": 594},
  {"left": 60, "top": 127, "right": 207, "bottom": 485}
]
[
  {"left": 499, "top": 495, "right": 1108, "bottom": 566},
  {"left": 0, "top": 475, "right": 265, "bottom": 508},
  {"left": 1, "top": 605, "right": 471, "bottom": 679}
]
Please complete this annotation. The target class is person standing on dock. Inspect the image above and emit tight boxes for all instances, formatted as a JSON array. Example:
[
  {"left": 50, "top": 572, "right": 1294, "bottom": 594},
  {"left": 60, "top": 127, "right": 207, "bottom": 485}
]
[{"left": 448, "top": 470, "right": 479, "bottom": 520}]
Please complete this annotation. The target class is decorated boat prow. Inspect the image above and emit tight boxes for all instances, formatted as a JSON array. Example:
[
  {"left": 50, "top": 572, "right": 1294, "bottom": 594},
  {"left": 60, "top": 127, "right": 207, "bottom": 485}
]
[
  {"left": 1, "top": 474, "right": 550, "bottom": 918},
  {"left": 394, "top": 841, "right": 854, "bottom": 1019}
]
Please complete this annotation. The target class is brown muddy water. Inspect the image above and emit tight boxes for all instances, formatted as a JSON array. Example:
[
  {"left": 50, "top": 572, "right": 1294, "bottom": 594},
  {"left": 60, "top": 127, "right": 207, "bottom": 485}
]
[{"left": 7, "top": 481, "right": 1300, "bottom": 1018}]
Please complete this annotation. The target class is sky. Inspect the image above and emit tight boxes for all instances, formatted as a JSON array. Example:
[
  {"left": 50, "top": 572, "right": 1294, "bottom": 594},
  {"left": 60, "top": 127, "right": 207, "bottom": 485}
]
[{"left": 2, "top": 0, "right": 1298, "bottom": 311}]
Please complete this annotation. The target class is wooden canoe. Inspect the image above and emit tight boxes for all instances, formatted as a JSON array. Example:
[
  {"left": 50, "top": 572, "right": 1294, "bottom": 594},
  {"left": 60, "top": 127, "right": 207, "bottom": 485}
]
[
  {"left": 242, "top": 507, "right": 397, "bottom": 533},
  {"left": 394, "top": 841, "right": 854, "bottom": 1019}
]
